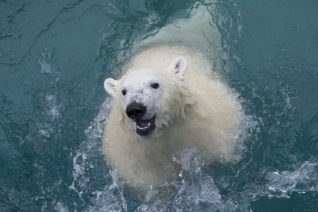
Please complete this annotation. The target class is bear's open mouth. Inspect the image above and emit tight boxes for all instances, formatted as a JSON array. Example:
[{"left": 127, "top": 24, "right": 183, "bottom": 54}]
[{"left": 136, "top": 116, "right": 156, "bottom": 137}]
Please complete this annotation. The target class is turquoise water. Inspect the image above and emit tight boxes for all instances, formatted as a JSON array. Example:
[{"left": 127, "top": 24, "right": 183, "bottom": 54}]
[{"left": 1, "top": 0, "right": 318, "bottom": 211}]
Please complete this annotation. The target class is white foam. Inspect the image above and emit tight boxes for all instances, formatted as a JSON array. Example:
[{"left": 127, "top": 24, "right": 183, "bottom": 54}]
[
  {"left": 45, "top": 94, "right": 60, "bottom": 120},
  {"left": 38, "top": 60, "right": 53, "bottom": 74},
  {"left": 37, "top": 50, "right": 53, "bottom": 74},
  {"left": 69, "top": 100, "right": 110, "bottom": 194},
  {"left": 145, "top": 12, "right": 160, "bottom": 25},
  {"left": 37, "top": 50, "right": 61, "bottom": 121},
  {"left": 87, "top": 170, "right": 127, "bottom": 212},
  {"left": 38, "top": 124, "right": 54, "bottom": 138},
  {"left": 279, "top": 85, "right": 294, "bottom": 111},
  {"left": 54, "top": 201, "right": 69, "bottom": 212},
  {"left": 266, "top": 161, "right": 318, "bottom": 198},
  {"left": 36, "top": 51, "right": 61, "bottom": 137}
]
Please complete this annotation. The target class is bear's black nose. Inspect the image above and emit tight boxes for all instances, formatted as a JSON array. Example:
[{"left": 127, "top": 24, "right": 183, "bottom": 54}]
[{"left": 126, "top": 102, "right": 146, "bottom": 120}]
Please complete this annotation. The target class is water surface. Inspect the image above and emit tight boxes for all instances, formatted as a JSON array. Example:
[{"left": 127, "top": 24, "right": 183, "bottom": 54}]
[{"left": 1, "top": 0, "right": 318, "bottom": 211}]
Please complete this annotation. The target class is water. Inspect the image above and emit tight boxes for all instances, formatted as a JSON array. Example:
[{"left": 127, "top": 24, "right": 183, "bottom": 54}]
[{"left": 1, "top": 0, "right": 318, "bottom": 211}]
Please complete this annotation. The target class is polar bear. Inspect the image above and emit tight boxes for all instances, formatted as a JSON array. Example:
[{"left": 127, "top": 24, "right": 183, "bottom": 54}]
[{"left": 102, "top": 45, "right": 243, "bottom": 191}]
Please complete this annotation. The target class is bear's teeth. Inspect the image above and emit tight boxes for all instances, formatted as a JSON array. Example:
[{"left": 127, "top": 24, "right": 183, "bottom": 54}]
[{"left": 137, "top": 122, "right": 150, "bottom": 130}]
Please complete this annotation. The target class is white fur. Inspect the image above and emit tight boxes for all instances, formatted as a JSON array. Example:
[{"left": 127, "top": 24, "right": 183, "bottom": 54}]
[
  {"left": 102, "top": 46, "right": 243, "bottom": 192},
  {"left": 121, "top": 69, "right": 164, "bottom": 122}
]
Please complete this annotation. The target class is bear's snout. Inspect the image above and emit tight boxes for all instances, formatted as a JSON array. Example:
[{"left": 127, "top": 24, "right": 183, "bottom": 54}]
[{"left": 126, "top": 102, "right": 146, "bottom": 120}]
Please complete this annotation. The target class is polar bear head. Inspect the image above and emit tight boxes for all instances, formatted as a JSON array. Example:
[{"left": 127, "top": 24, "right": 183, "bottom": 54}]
[{"left": 104, "top": 56, "right": 188, "bottom": 138}]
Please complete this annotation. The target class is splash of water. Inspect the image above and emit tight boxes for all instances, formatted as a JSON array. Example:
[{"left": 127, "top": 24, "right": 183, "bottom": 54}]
[
  {"left": 136, "top": 148, "right": 238, "bottom": 212},
  {"left": 266, "top": 161, "right": 318, "bottom": 198}
]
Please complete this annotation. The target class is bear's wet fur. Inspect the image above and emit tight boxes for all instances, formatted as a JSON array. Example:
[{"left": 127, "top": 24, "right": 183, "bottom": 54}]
[{"left": 103, "top": 46, "right": 243, "bottom": 193}]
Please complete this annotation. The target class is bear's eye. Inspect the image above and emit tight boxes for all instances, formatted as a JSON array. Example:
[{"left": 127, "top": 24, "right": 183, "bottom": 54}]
[
  {"left": 150, "top": 82, "right": 160, "bottom": 89},
  {"left": 122, "top": 89, "right": 127, "bottom": 96}
]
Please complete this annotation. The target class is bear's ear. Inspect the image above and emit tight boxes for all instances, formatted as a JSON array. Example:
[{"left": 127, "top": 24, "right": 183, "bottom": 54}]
[
  {"left": 169, "top": 56, "right": 188, "bottom": 79},
  {"left": 104, "top": 78, "right": 118, "bottom": 97}
]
